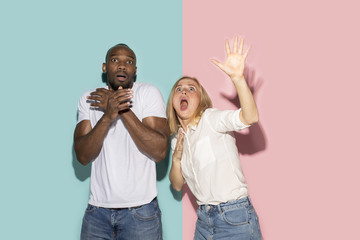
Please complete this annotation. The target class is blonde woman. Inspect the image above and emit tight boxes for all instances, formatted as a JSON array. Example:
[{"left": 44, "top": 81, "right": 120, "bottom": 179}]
[{"left": 167, "top": 37, "right": 262, "bottom": 240}]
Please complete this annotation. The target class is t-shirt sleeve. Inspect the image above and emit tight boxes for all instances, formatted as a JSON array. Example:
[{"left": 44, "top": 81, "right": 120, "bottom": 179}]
[
  {"left": 206, "top": 108, "right": 250, "bottom": 133},
  {"left": 77, "top": 91, "right": 91, "bottom": 124},
  {"left": 142, "top": 85, "right": 166, "bottom": 119}
]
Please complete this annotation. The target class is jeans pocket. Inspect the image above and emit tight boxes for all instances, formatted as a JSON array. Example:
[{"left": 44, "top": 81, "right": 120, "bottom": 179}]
[
  {"left": 220, "top": 205, "right": 249, "bottom": 226},
  {"left": 133, "top": 201, "right": 160, "bottom": 221},
  {"left": 85, "top": 204, "right": 97, "bottom": 214}
]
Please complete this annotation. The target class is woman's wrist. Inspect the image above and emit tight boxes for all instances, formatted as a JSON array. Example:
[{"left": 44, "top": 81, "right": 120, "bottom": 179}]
[
  {"left": 172, "top": 157, "right": 181, "bottom": 164},
  {"left": 231, "top": 74, "right": 245, "bottom": 82}
]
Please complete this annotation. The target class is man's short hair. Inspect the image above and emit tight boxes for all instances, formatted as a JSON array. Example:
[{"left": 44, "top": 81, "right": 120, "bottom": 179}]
[{"left": 105, "top": 43, "right": 134, "bottom": 63}]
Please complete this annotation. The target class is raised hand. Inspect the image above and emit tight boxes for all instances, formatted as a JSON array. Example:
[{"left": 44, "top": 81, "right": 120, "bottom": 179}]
[{"left": 211, "top": 36, "right": 250, "bottom": 81}]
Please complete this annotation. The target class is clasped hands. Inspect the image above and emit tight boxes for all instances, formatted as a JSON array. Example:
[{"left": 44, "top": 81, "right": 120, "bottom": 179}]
[{"left": 87, "top": 87, "right": 133, "bottom": 121}]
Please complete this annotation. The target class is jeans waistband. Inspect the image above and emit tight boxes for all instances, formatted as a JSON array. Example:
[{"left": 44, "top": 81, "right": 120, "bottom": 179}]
[
  {"left": 106, "top": 197, "right": 157, "bottom": 210},
  {"left": 198, "top": 196, "right": 251, "bottom": 212}
]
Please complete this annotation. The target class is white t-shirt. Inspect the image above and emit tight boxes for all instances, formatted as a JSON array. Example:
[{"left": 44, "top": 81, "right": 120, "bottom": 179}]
[
  {"left": 171, "top": 108, "right": 250, "bottom": 205},
  {"left": 77, "top": 82, "right": 166, "bottom": 208}
]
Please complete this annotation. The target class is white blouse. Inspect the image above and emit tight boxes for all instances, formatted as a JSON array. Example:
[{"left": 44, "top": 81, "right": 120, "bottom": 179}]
[{"left": 171, "top": 108, "right": 251, "bottom": 205}]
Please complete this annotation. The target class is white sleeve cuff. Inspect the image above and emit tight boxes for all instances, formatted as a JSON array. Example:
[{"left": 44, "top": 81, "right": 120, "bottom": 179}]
[{"left": 233, "top": 108, "right": 251, "bottom": 130}]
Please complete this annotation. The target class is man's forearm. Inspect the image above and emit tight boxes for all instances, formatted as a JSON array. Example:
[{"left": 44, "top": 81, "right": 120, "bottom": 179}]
[{"left": 120, "top": 110, "right": 170, "bottom": 162}]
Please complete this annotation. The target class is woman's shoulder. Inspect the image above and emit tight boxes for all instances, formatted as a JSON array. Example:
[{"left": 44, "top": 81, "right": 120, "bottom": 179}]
[{"left": 202, "top": 108, "right": 221, "bottom": 117}]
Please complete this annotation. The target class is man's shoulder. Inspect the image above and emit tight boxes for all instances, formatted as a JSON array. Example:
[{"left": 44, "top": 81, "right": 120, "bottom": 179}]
[
  {"left": 134, "top": 81, "right": 159, "bottom": 90},
  {"left": 133, "top": 82, "right": 162, "bottom": 96}
]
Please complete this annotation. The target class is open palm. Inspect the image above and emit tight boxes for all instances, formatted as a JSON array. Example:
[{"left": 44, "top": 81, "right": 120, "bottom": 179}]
[{"left": 211, "top": 36, "right": 250, "bottom": 80}]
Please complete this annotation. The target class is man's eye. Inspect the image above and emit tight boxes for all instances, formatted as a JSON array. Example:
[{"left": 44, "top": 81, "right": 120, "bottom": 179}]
[
  {"left": 111, "top": 58, "right": 118, "bottom": 62},
  {"left": 126, "top": 60, "right": 133, "bottom": 64}
]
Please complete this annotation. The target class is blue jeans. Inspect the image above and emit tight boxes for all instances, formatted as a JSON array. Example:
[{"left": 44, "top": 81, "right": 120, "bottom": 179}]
[
  {"left": 194, "top": 197, "right": 262, "bottom": 240},
  {"left": 81, "top": 198, "right": 162, "bottom": 240}
]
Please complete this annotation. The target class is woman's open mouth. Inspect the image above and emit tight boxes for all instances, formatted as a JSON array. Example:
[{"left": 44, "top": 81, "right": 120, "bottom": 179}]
[{"left": 180, "top": 99, "right": 188, "bottom": 111}]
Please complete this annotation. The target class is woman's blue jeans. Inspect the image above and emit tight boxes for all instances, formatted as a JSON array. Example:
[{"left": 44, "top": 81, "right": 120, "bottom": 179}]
[
  {"left": 80, "top": 198, "right": 162, "bottom": 240},
  {"left": 194, "top": 197, "right": 262, "bottom": 240}
]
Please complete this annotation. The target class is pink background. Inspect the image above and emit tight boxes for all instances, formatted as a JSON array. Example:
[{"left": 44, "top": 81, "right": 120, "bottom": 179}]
[{"left": 182, "top": 0, "right": 360, "bottom": 239}]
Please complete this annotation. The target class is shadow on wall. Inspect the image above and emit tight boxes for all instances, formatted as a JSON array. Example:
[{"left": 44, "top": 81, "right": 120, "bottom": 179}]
[
  {"left": 72, "top": 143, "right": 91, "bottom": 182},
  {"left": 183, "top": 184, "right": 197, "bottom": 211},
  {"left": 72, "top": 108, "right": 91, "bottom": 182},
  {"left": 221, "top": 66, "right": 267, "bottom": 155},
  {"left": 156, "top": 146, "right": 170, "bottom": 181},
  {"left": 157, "top": 145, "right": 182, "bottom": 201}
]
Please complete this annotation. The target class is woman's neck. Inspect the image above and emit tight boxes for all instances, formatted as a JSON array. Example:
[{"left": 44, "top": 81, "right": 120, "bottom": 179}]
[{"left": 178, "top": 118, "right": 189, "bottom": 132}]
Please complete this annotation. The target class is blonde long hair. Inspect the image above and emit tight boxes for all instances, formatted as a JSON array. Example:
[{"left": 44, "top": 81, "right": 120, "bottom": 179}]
[{"left": 166, "top": 76, "right": 213, "bottom": 134}]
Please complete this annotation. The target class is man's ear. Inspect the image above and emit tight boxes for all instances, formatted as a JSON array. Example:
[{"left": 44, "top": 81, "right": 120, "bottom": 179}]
[{"left": 102, "top": 63, "right": 107, "bottom": 73}]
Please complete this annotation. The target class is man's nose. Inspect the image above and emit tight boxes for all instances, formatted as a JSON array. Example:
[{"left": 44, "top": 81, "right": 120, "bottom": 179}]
[{"left": 118, "top": 63, "right": 126, "bottom": 70}]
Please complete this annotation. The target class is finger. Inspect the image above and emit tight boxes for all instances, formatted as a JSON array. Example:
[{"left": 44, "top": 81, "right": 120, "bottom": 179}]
[
  {"left": 211, "top": 59, "right": 225, "bottom": 70},
  {"left": 175, "top": 139, "right": 183, "bottom": 151},
  {"left": 113, "top": 97, "right": 132, "bottom": 107},
  {"left": 233, "top": 36, "right": 238, "bottom": 53},
  {"left": 175, "top": 141, "right": 183, "bottom": 155},
  {"left": 244, "top": 45, "right": 251, "bottom": 58},
  {"left": 113, "top": 92, "right": 133, "bottom": 101},
  {"left": 90, "top": 101, "right": 101, "bottom": 107},
  {"left": 239, "top": 38, "right": 244, "bottom": 54},
  {"left": 112, "top": 89, "right": 133, "bottom": 100},
  {"left": 225, "top": 39, "right": 231, "bottom": 55},
  {"left": 87, "top": 95, "right": 102, "bottom": 101},
  {"left": 176, "top": 142, "right": 183, "bottom": 154},
  {"left": 113, "top": 92, "right": 133, "bottom": 104},
  {"left": 90, "top": 101, "right": 106, "bottom": 109},
  {"left": 114, "top": 88, "right": 133, "bottom": 95},
  {"left": 177, "top": 128, "right": 183, "bottom": 139},
  {"left": 117, "top": 102, "right": 131, "bottom": 111},
  {"left": 177, "top": 129, "right": 184, "bottom": 144},
  {"left": 89, "top": 91, "right": 103, "bottom": 97}
]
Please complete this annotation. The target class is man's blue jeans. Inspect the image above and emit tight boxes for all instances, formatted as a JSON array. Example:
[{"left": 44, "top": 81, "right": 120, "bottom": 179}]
[
  {"left": 194, "top": 197, "right": 262, "bottom": 240},
  {"left": 80, "top": 198, "right": 162, "bottom": 240}
]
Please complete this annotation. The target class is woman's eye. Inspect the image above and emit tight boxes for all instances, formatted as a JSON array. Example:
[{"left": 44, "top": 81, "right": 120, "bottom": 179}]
[
  {"left": 189, "top": 87, "right": 195, "bottom": 91},
  {"left": 176, "top": 87, "right": 182, "bottom": 92}
]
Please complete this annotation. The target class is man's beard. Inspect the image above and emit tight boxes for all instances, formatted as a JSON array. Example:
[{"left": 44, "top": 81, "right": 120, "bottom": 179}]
[{"left": 109, "top": 77, "right": 133, "bottom": 91}]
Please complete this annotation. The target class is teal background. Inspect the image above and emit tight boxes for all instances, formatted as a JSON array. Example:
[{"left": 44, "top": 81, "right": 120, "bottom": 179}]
[{"left": 0, "top": 0, "right": 182, "bottom": 239}]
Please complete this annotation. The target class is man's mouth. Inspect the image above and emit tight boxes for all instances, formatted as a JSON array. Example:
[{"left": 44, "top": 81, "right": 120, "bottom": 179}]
[
  {"left": 180, "top": 99, "right": 188, "bottom": 111},
  {"left": 116, "top": 72, "right": 127, "bottom": 81}
]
